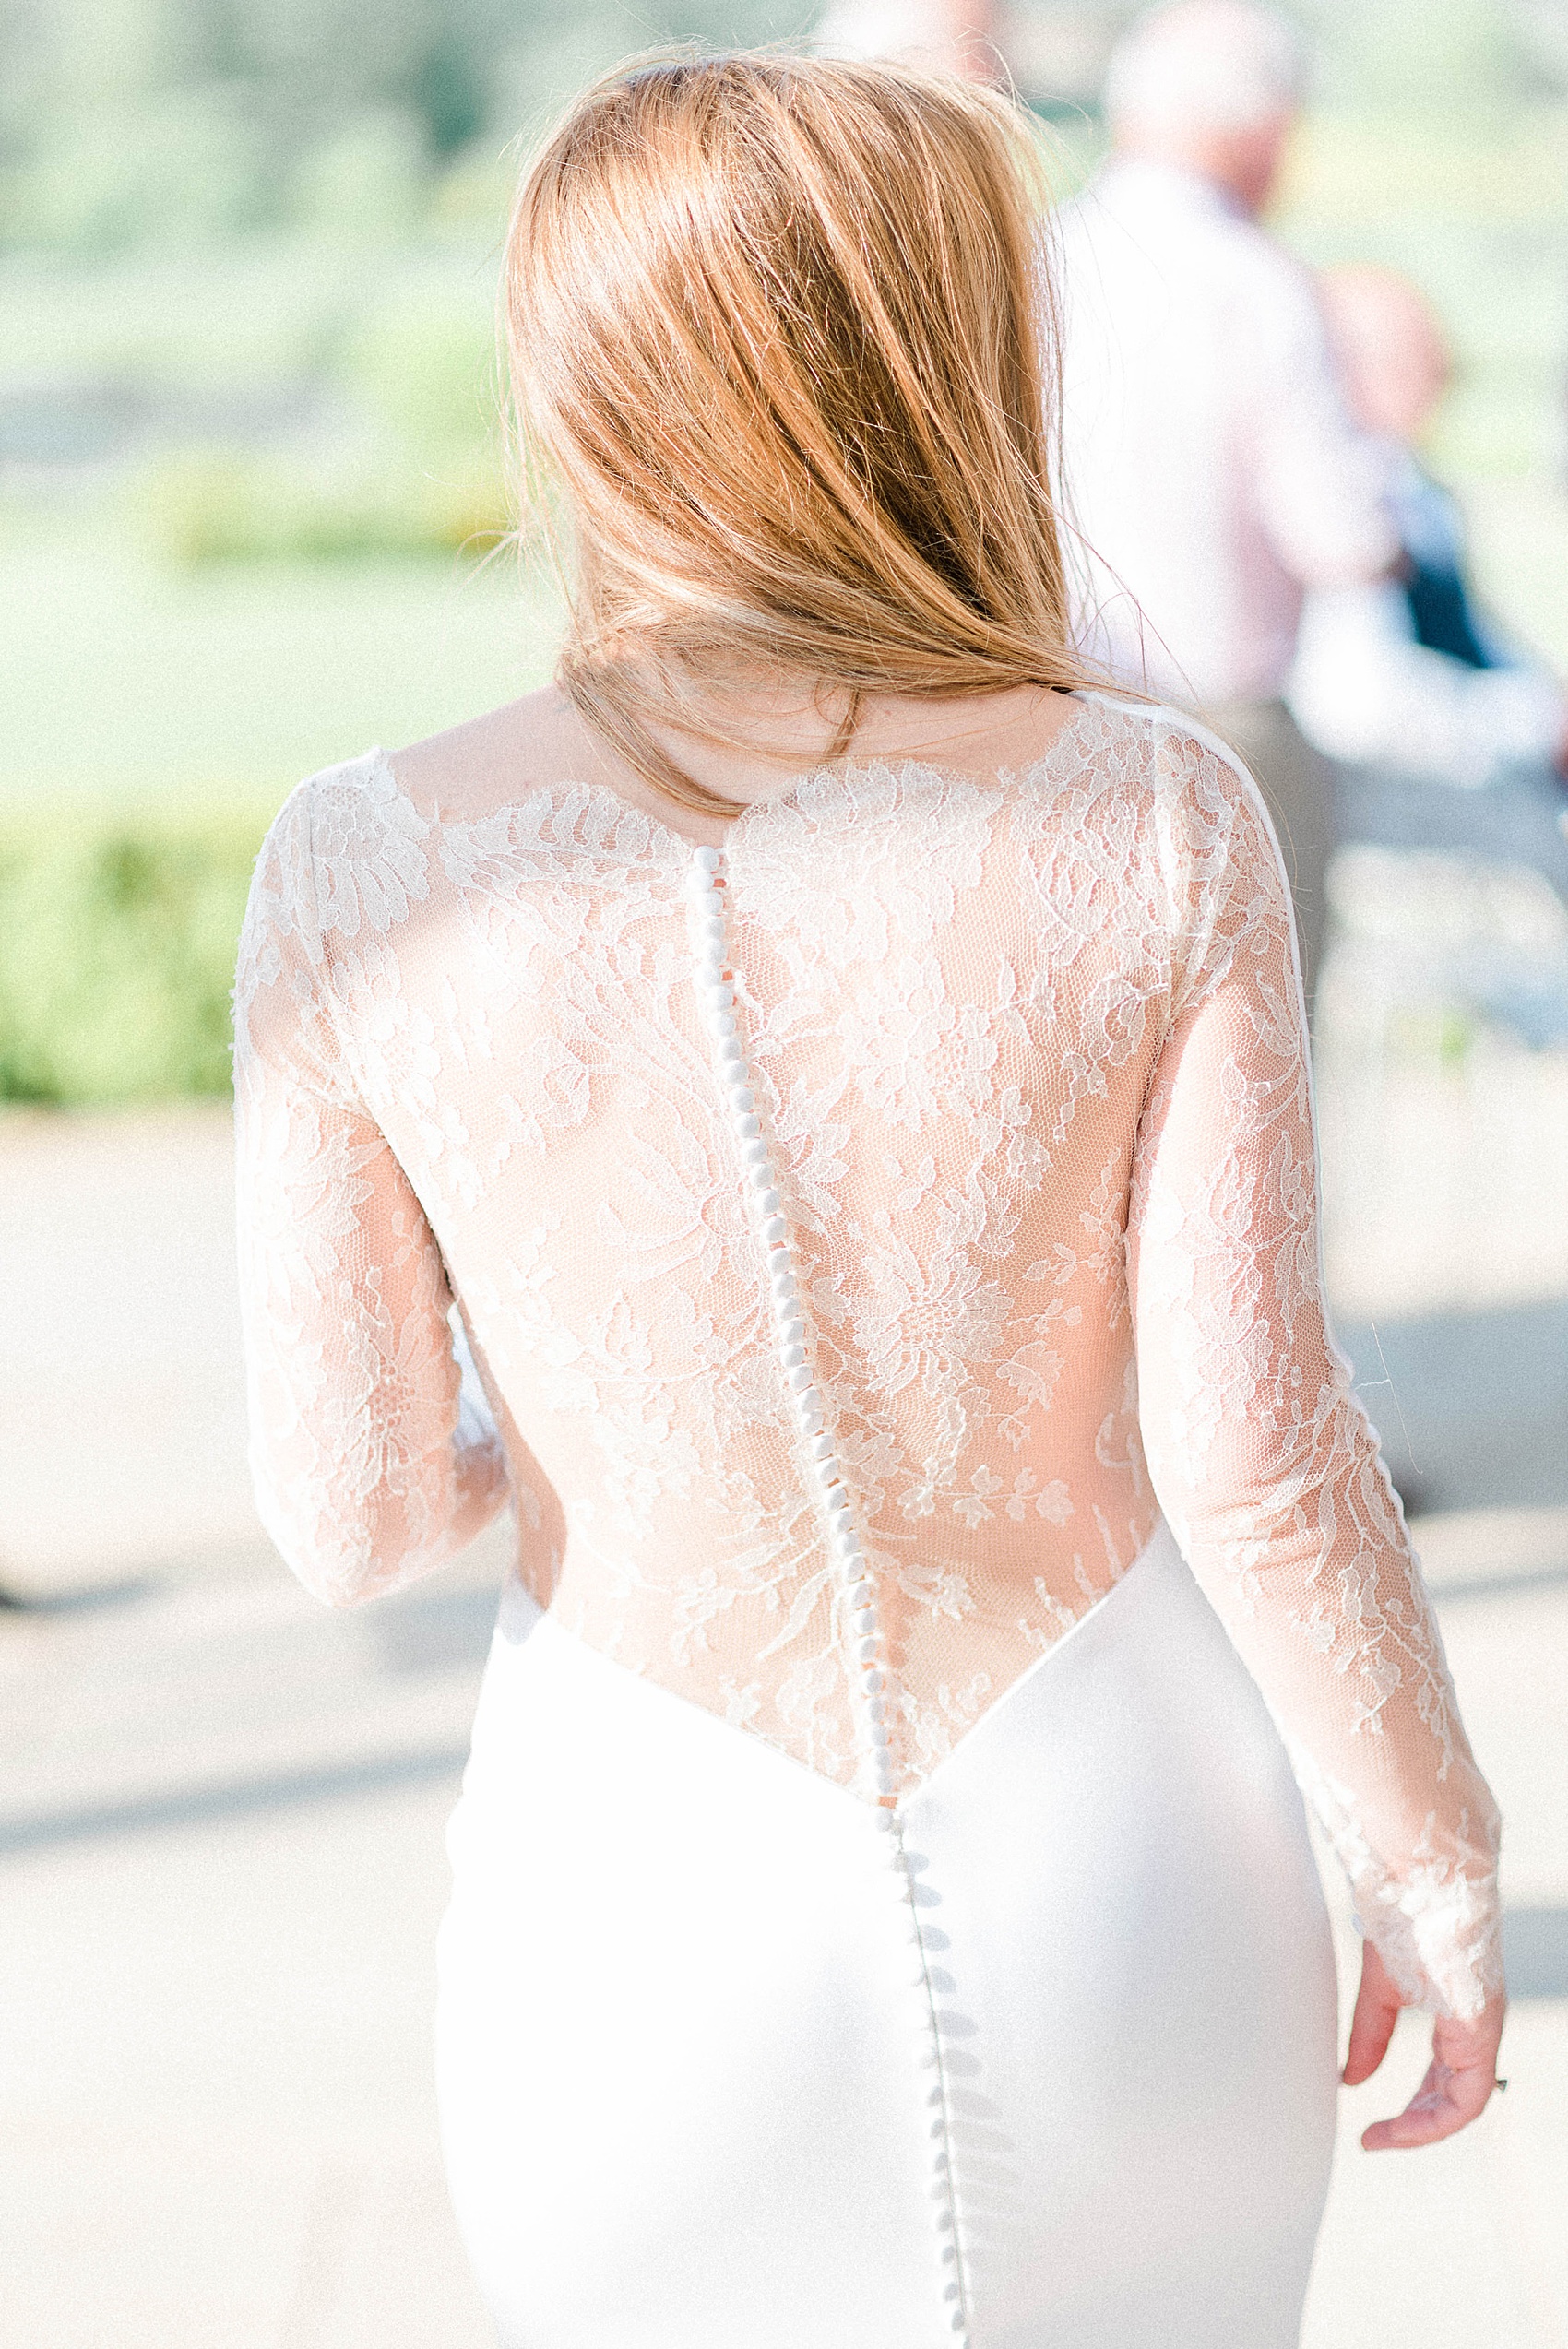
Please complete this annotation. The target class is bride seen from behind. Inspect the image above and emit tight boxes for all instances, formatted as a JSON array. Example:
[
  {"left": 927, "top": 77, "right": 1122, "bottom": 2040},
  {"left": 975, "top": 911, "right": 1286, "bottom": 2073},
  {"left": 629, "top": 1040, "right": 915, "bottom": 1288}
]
[{"left": 234, "top": 52, "right": 1504, "bottom": 2349}]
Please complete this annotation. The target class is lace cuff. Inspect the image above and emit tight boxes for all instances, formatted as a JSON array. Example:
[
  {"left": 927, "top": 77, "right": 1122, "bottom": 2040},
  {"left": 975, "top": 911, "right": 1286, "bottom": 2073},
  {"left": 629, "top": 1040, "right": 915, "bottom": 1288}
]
[
  {"left": 1291, "top": 1743, "right": 1503, "bottom": 2021},
  {"left": 1352, "top": 1868, "right": 1504, "bottom": 2023}
]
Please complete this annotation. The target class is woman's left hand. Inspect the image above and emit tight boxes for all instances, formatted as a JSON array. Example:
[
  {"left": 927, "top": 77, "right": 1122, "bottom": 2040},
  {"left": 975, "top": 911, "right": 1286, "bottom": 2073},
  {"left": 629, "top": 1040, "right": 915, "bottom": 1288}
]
[{"left": 1341, "top": 1939, "right": 1507, "bottom": 2151}]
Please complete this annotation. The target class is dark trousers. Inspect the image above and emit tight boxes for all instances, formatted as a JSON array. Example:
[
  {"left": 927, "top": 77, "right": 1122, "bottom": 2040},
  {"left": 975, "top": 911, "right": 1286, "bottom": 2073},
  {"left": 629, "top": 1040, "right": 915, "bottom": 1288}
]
[{"left": 1206, "top": 699, "right": 1336, "bottom": 1019}]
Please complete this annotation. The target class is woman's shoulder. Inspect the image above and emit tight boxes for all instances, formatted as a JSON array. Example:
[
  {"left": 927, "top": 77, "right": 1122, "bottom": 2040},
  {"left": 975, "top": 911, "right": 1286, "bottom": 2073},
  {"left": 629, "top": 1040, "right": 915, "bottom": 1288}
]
[
  {"left": 1059, "top": 694, "right": 1282, "bottom": 937},
  {"left": 381, "top": 685, "right": 586, "bottom": 823},
  {"left": 265, "top": 684, "right": 581, "bottom": 845},
  {"left": 1068, "top": 690, "right": 1260, "bottom": 803},
  {"left": 250, "top": 686, "right": 589, "bottom": 938}
]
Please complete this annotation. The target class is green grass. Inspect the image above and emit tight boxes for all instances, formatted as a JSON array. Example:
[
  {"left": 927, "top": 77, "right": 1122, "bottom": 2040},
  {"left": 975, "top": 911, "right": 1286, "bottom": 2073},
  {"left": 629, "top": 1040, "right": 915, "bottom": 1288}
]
[{"left": 0, "top": 517, "right": 566, "bottom": 804}]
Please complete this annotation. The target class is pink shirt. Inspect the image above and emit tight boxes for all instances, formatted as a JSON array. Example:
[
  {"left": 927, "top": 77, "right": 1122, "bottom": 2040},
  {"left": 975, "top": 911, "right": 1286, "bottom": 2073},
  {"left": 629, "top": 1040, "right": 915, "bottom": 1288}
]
[{"left": 1055, "top": 159, "right": 1398, "bottom": 705}]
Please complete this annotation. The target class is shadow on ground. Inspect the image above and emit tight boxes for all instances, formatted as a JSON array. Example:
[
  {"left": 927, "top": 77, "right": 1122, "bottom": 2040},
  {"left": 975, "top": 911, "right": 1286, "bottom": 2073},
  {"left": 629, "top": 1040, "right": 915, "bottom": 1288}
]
[{"left": 1503, "top": 1907, "right": 1568, "bottom": 2000}]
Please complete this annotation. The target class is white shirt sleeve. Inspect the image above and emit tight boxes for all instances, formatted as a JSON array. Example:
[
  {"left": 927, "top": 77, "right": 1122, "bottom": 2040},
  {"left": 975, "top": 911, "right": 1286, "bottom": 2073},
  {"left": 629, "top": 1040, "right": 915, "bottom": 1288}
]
[
  {"left": 1288, "top": 581, "right": 1568, "bottom": 787},
  {"left": 1242, "top": 263, "right": 1401, "bottom": 592}
]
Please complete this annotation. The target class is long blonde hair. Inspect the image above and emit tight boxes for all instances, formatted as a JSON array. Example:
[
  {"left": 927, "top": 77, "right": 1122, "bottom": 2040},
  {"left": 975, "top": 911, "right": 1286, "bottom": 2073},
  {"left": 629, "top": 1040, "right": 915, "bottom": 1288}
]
[{"left": 504, "top": 52, "right": 1091, "bottom": 815}]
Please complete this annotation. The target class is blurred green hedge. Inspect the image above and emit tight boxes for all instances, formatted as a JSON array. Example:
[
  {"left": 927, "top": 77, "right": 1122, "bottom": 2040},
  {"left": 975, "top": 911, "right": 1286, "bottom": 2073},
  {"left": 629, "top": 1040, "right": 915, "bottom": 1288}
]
[
  {"left": 130, "top": 445, "right": 513, "bottom": 567},
  {"left": 0, "top": 799, "right": 273, "bottom": 1102}
]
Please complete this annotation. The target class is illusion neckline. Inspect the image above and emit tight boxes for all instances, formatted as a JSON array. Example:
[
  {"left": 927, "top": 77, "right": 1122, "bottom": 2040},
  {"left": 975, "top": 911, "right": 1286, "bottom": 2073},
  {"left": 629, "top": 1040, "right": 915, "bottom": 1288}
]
[{"left": 364, "top": 690, "right": 1111, "bottom": 871}]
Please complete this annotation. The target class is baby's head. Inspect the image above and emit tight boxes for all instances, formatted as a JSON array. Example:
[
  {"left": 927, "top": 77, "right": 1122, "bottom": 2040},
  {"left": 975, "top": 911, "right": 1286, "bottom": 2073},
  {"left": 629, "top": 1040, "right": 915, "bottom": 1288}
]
[{"left": 1319, "top": 263, "right": 1451, "bottom": 446}]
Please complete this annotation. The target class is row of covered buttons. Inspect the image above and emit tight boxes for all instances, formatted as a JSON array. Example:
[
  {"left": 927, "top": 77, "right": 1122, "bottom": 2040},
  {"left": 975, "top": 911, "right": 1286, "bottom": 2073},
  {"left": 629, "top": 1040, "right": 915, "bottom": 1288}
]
[
  {"left": 684, "top": 844, "right": 969, "bottom": 2343},
  {"left": 683, "top": 844, "right": 894, "bottom": 1804}
]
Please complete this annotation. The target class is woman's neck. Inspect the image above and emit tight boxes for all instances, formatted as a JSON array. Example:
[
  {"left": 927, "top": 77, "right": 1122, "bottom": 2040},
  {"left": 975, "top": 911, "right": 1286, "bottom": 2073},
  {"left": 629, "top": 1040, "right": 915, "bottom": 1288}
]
[{"left": 625, "top": 676, "right": 1078, "bottom": 812}]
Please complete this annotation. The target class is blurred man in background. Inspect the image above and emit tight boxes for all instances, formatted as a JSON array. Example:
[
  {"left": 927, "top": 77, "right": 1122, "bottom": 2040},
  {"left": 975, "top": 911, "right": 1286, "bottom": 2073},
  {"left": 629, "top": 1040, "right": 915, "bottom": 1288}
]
[{"left": 1056, "top": 0, "right": 1399, "bottom": 1010}]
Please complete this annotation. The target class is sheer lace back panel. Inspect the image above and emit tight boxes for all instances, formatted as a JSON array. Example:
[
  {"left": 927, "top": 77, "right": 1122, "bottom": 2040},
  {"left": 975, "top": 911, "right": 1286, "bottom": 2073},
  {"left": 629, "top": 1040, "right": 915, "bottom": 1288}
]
[{"left": 234, "top": 694, "right": 1501, "bottom": 2018}]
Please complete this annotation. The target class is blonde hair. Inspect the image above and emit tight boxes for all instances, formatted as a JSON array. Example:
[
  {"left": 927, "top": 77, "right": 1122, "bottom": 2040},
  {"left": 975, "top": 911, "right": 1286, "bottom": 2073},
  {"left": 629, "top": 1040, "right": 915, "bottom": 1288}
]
[{"left": 504, "top": 52, "right": 1091, "bottom": 815}]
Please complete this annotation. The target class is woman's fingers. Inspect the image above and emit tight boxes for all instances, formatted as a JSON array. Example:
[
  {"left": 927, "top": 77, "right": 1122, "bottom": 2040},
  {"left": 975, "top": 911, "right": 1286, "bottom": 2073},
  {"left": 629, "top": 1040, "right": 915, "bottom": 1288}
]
[
  {"left": 1360, "top": 1996, "right": 1507, "bottom": 2152},
  {"left": 1360, "top": 2054, "right": 1490, "bottom": 2149},
  {"left": 1341, "top": 1940, "right": 1402, "bottom": 2087},
  {"left": 1343, "top": 1944, "right": 1509, "bottom": 2150}
]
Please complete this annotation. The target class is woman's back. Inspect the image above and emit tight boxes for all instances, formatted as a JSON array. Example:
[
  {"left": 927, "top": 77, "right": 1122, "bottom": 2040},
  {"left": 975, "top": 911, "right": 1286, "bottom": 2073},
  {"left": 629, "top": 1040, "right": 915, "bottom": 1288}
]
[
  {"left": 236, "top": 682, "right": 1493, "bottom": 2023},
  {"left": 243, "top": 687, "right": 1172, "bottom": 1773}
]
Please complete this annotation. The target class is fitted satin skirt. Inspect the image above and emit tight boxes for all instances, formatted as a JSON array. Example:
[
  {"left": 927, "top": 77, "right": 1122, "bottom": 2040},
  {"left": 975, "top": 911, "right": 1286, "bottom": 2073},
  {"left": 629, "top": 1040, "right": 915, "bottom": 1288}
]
[{"left": 435, "top": 1524, "right": 1338, "bottom": 2348}]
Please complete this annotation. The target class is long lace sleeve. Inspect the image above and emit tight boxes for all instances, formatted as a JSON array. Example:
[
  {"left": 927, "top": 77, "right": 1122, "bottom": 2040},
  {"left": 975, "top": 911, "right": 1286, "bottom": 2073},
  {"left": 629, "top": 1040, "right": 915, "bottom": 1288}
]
[
  {"left": 1128, "top": 729, "right": 1502, "bottom": 2019},
  {"left": 233, "top": 778, "right": 510, "bottom": 1606}
]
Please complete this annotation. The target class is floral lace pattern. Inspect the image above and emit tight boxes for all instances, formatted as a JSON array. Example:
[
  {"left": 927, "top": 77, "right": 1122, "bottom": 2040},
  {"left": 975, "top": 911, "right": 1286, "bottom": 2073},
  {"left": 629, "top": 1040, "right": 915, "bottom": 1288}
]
[{"left": 234, "top": 694, "right": 1502, "bottom": 2017}]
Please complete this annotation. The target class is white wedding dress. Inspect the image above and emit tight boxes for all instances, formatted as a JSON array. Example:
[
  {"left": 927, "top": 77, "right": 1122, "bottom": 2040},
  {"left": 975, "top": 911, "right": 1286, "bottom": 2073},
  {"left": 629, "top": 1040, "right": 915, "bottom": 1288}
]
[{"left": 234, "top": 694, "right": 1501, "bottom": 2348}]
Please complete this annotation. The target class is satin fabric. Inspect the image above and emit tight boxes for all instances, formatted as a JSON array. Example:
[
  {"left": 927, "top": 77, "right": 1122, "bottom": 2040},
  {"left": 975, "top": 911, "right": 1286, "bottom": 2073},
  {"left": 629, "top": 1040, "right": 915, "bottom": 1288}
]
[{"left": 436, "top": 1524, "right": 1337, "bottom": 2348}]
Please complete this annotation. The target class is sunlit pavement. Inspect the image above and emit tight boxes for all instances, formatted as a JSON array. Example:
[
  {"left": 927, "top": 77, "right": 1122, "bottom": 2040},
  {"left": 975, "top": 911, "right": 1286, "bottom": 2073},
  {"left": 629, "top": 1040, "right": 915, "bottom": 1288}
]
[{"left": 2, "top": 1104, "right": 1565, "bottom": 2347}]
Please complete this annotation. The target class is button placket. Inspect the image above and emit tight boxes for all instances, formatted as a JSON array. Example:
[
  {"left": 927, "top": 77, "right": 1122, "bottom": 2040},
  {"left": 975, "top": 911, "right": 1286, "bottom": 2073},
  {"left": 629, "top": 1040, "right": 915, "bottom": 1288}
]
[{"left": 685, "top": 843, "right": 971, "bottom": 2348}]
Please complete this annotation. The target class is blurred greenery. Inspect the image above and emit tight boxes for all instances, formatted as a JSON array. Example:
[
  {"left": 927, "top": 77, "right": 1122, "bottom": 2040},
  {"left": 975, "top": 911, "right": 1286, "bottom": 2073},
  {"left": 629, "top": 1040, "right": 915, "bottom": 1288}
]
[
  {"left": 0, "top": 519, "right": 565, "bottom": 796},
  {"left": 0, "top": 0, "right": 817, "bottom": 580},
  {"left": 131, "top": 443, "right": 510, "bottom": 564},
  {"left": 0, "top": 0, "right": 814, "bottom": 255},
  {"left": 1, "top": 0, "right": 1566, "bottom": 1098},
  {"left": 0, "top": 797, "right": 270, "bottom": 1100}
]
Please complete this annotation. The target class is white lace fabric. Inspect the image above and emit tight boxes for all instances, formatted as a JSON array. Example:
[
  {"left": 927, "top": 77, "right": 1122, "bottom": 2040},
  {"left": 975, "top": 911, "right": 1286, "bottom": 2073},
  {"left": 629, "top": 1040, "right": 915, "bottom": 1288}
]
[{"left": 234, "top": 693, "right": 1502, "bottom": 2019}]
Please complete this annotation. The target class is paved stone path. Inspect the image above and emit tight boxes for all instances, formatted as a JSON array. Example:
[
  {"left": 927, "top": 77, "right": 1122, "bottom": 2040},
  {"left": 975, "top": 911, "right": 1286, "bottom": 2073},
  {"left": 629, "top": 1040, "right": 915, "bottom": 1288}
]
[{"left": 1, "top": 1099, "right": 1564, "bottom": 2348}]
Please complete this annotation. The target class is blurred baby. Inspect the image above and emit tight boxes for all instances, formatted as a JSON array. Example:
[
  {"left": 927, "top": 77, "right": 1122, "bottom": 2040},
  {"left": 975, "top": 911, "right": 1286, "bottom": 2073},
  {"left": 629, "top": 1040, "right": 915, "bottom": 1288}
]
[{"left": 1289, "top": 263, "right": 1568, "bottom": 790}]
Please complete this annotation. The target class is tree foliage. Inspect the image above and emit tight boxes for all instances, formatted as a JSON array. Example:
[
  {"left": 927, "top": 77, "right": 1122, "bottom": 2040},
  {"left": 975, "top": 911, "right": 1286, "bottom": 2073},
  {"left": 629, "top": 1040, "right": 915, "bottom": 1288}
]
[{"left": 0, "top": 0, "right": 814, "bottom": 249}]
